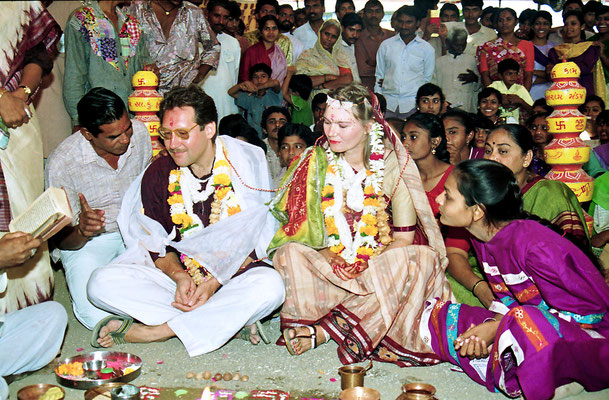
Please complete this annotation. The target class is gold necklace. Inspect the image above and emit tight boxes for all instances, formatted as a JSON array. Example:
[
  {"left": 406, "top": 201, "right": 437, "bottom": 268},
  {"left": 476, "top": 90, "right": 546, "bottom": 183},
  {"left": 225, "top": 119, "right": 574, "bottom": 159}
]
[{"left": 157, "top": 2, "right": 177, "bottom": 16}]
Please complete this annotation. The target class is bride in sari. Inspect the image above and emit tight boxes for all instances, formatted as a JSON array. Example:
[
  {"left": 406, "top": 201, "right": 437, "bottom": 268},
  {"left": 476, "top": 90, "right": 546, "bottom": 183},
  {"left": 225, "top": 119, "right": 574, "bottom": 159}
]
[{"left": 267, "top": 83, "right": 452, "bottom": 366}]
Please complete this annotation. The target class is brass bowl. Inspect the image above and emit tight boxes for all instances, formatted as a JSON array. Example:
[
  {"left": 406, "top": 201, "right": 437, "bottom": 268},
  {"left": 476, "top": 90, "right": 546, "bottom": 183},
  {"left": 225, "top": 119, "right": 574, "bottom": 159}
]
[
  {"left": 17, "top": 384, "right": 65, "bottom": 400},
  {"left": 339, "top": 387, "right": 381, "bottom": 400},
  {"left": 400, "top": 383, "right": 436, "bottom": 400}
]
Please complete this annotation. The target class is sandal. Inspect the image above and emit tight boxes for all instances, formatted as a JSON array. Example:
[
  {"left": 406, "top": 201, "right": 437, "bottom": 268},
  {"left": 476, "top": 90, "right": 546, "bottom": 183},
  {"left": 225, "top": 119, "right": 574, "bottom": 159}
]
[
  {"left": 90, "top": 315, "right": 133, "bottom": 348},
  {"left": 237, "top": 321, "right": 271, "bottom": 345},
  {"left": 283, "top": 326, "right": 319, "bottom": 355}
]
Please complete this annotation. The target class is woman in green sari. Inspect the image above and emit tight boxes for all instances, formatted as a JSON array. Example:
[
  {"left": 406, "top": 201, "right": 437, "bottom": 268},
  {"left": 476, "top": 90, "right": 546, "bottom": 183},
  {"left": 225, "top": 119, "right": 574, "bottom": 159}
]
[{"left": 447, "top": 124, "right": 589, "bottom": 308}]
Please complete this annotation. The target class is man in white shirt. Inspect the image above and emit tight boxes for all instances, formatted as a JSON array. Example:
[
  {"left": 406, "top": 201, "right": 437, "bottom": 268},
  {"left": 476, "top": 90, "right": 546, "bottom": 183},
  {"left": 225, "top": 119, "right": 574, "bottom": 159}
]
[
  {"left": 293, "top": 0, "right": 325, "bottom": 51},
  {"left": 375, "top": 6, "right": 435, "bottom": 119},
  {"left": 46, "top": 88, "right": 152, "bottom": 330},
  {"left": 0, "top": 233, "right": 67, "bottom": 399},
  {"left": 278, "top": 4, "right": 304, "bottom": 62},
  {"left": 201, "top": 0, "right": 241, "bottom": 121},
  {"left": 460, "top": 0, "right": 497, "bottom": 56},
  {"left": 340, "top": 13, "right": 363, "bottom": 83}
]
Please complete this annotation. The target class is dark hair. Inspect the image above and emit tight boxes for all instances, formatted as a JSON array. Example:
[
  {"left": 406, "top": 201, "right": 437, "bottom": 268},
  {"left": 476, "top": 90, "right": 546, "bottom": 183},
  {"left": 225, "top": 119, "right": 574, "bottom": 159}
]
[
  {"left": 533, "top": 10, "right": 553, "bottom": 28},
  {"left": 237, "top": 19, "right": 246, "bottom": 36},
  {"left": 478, "top": 87, "right": 503, "bottom": 107},
  {"left": 341, "top": 12, "right": 363, "bottom": 28},
  {"left": 218, "top": 114, "right": 267, "bottom": 153},
  {"left": 454, "top": 159, "right": 525, "bottom": 227},
  {"left": 564, "top": 0, "right": 584, "bottom": 11},
  {"left": 532, "top": 98, "right": 554, "bottom": 114},
  {"left": 258, "top": 14, "right": 279, "bottom": 32},
  {"left": 416, "top": 83, "right": 445, "bottom": 105},
  {"left": 260, "top": 106, "right": 291, "bottom": 132},
  {"left": 312, "top": 92, "right": 328, "bottom": 108},
  {"left": 364, "top": 0, "right": 383, "bottom": 12},
  {"left": 405, "top": 113, "right": 449, "bottom": 163},
  {"left": 295, "top": 8, "right": 306, "bottom": 18},
  {"left": 442, "top": 109, "right": 475, "bottom": 138},
  {"left": 595, "top": 5, "right": 609, "bottom": 18},
  {"left": 491, "top": 124, "right": 534, "bottom": 154},
  {"left": 77, "top": 87, "right": 127, "bottom": 136},
  {"left": 596, "top": 110, "right": 609, "bottom": 125},
  {"left": 563, "top": 9, "right": 585, "bottom": 26},
  {"left": 498, "top": 58, "right": 520, "bottom": 75},
  {"left": 461, "top": 0, "right": 483, "bottom": 9},
  {"left": 278, "top": 4, "right": 293, "bottom": 13},
  {"left": 414, "top": 0, "right": 439, "bottom": 14},
  {"left": 525, "top": 112, "right": 550, "bottom": 129},
  {"left": 304, "top": 0, "right": 324, "bottom": 7},
  {"left": 249, "top": 62, "right": 272, "bottom": 79},
  {"left": 159, "top": 85, "right": 218, "bottom": 135},
  {"left": 278, "top": 123, "right": 316, "bottom": 147},
  {"left": 289, "top": 74, "right": 313, "bottom": 100},
  {"left": 481, "top": 6, "right": 495, "bottom": 18},
  {"left": 473, "top": 114, "right": 495, "bottom": 131},
  {"left": 227, "top": 1, "right": 241, "bottom": 19},
  {"left": 394, "top": 5, "right": 421, "bottom": 22},
  {"left": 335, "top": 0, "right": 355, "bottom": 14},
  {"left": 374, "top": 93, "right": 387, "bottom": 114},
  {"left": 440, "top": 3, "right": 459, "bottom": 18},
  {"left": 255, "top": 0, "right": 279, "bottom": 15},
  {"left": 583, "top": 0, "right": 602, "bottom": 15},
  {"left": 584, "top": 94, "right": 606, "bottom": 110},
  {"left": 493, "top": 8, "right": 517, "bottom": 26},
  {"left": 207, "top": 0, "right": 230, "bottom": 14},
  {"left": 518, "top": 8, "right": 536, "bottom": 24}
]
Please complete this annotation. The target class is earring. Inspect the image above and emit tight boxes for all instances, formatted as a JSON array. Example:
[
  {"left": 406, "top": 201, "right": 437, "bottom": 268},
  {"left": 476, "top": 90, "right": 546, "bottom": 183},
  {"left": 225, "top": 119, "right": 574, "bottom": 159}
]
[{"left": 431, "top": 148, "right": 436, "bottom": 154}]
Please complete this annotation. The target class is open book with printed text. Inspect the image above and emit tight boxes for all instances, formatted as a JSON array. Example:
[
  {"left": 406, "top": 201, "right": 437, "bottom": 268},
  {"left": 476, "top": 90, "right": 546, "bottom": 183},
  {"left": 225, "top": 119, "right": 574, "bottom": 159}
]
[{"left": 9, "top": 187, "right": 73, "bottom": 240}]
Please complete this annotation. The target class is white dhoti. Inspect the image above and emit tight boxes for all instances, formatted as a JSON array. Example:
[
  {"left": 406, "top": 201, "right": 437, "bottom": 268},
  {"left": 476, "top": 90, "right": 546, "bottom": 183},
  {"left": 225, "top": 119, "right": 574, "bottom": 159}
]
[{"left": 88, "top": 262, "right": 284, "bottom": 357}]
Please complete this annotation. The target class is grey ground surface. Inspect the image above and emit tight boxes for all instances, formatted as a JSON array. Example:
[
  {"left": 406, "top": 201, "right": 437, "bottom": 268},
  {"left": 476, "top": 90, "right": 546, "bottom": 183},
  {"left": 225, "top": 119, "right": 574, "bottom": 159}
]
[{"left": 8, "top": 270, "right": 609, "bottom": 400}]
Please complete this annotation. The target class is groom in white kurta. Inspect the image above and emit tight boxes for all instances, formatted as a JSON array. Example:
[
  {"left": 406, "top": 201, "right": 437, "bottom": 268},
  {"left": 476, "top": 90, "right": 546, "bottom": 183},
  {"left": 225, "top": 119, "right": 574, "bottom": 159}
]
[{"left": 88, "top": 85, "right": 284, "bottom": 356}]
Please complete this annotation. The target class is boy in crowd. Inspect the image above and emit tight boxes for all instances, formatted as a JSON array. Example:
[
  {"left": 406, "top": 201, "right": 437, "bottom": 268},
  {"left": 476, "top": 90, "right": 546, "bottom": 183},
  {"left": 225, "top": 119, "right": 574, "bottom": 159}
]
[
  {"left": 229, "top": 63, "right": 282, "bottom": 137},
  {"left": 489, "top": 58, "right": 533, "bottom": 124},
  {"left": 310, "top": 93, "right": 327, "bottom": 135},
  {"left": 282, "top": 66, "right": 314, "bottom": 126}
]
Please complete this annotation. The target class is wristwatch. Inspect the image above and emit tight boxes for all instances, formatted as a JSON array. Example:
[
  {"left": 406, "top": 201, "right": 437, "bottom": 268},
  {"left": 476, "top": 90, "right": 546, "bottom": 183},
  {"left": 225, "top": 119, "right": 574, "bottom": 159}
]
[{"left": 18, "top": 85, "right": 32, "bottom": 99}]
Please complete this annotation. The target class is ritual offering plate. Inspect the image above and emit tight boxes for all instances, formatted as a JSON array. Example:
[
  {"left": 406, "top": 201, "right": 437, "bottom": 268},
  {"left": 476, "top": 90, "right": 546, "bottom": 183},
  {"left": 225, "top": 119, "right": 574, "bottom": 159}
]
[
  {"left": 55, "top": 351, "right": 142, "bottom": 390},
  {"left": 17, "top": 384, "right": 65, "bottom": 400}
]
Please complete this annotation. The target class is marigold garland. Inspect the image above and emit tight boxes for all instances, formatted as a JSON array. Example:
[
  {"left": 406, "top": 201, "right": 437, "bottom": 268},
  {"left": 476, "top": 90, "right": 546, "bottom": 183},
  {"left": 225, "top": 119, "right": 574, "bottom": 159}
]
[
  {"left": 167, "top": 139, "right": 241, "bottom": 284},
  {"left": 321, "top": 122, "right": 393, "bottom": 264}
]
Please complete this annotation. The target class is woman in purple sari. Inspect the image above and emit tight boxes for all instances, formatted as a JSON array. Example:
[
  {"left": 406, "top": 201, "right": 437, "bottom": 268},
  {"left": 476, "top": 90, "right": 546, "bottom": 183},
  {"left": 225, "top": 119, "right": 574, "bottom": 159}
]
[{"left": 422, "top": 159, "right": 609, "bottom": 400}]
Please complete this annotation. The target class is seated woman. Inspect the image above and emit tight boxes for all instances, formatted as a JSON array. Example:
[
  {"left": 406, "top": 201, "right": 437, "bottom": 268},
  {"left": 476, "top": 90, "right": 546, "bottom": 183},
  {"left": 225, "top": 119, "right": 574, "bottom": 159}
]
[
  {"left": 477, "top": 87, "right": 504, "bottom": 126},
  {"left": 268, "top": 84, "right": 451, "bottom": 366},
  {"left": 294, "top": 19, "right": 353, "bottom": 96},
  {"left": 548, "top": 10, "right": 605, "bottom": 99},
  {"left": 424, "top": 158, "right": 609, "bottom": 400},
  {"left": 239, "top": 15, "right": 287, "bottom": 84},
  {"left": 442, "top": 110, "right": 484, "bottom": 165},
  {"left": 448, "top": 123, "right": 591, "bottom": 307},
  {"left": 415, "top": 83, "right": 446, "bottom": 116},
  {"left": 477, "top": 8, "right": 535, "bottom": 90}
]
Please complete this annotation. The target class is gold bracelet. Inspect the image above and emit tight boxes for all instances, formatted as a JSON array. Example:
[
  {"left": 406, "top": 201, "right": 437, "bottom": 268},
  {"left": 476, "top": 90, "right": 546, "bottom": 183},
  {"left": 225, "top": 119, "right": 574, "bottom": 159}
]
[
  {"left": 471, "top": 279, "right": 485, "bottom": 294},
  {"left": 0, "top": 88, "right": 8, "bottom": 101}
]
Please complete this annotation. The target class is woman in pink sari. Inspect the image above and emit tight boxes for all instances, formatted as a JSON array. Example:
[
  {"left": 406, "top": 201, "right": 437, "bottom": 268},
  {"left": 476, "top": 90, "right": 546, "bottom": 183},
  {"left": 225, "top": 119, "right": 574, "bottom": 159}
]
[
  {"left": 477, "top": 8, "right": 534, "bottom": 90},
  {"left": 239, "top": 15, "right": 287, "bottom": 84}
]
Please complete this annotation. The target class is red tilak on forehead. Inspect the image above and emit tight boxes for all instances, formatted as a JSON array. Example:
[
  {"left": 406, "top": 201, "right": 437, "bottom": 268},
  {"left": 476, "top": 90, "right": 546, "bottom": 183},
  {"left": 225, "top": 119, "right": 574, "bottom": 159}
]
[{"left": 169, "top": 120, "right": 175, "bottom": 128}]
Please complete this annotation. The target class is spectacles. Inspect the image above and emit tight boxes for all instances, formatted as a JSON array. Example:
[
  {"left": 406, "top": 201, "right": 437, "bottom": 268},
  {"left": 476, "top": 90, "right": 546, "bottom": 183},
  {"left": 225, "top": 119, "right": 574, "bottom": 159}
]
[{"left": 158, "top": 123, "right": 199, "bottom": 140}]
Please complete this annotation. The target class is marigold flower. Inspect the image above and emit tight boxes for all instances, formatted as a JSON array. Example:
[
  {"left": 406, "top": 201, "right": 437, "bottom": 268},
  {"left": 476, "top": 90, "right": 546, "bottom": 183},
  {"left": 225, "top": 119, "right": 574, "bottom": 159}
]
[
  {"left": 214, "top": 160, "right": 229, "bottom": 169},
  {"left": 363, "top": 185, "right": 376, "bottom": 195},
  {"left": 216, "top": 186, "right": 231, "bottom": 200},
  {"left": 321, "top": 199, "right": 335, "bottom": 211},
  {"left": 330, "top": 244, "right": 344, "bottom": 254},
  {"left": 361, "top": 225, "right": 378, "bottom": 237},
  {"left": 168, "top": 183, "right": 180, "bottom": 193},
  {"left": 321, "top": 185, "right": 334, "bottom": 197},
  {"left": 167, "top": 194, "right": 183, "bottom": 205},
  {"left": 361, "top": 214, "right": 377, "bottom": 226},
  {"left": 214, "top": 173, "right": 231, "bottom": 186},
  {"left": 228, "top": 205, "right": 241, "bottom": 215},
  {"left": 363, "top": 198, "right": 380, "bottom": 207}
]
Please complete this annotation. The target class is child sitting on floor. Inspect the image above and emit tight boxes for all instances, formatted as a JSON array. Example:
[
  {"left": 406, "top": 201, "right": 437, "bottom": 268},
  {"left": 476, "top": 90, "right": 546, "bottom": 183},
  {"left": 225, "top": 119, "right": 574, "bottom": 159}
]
[
  {"left": 282, "top": 66, "right": 314, "bottom": 126},
  {"left": 489, "top": 58, "right": 533, "bottom": 124},
  {"left": 228, "top": 63, "right": 282, "bottom": 137}
]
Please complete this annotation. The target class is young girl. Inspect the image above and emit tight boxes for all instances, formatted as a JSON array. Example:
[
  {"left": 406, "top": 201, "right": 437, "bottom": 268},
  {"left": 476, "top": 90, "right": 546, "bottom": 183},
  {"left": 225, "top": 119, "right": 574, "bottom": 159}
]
[
  {"left": 424, "top": 159, "right": 609, "bottom": 400},
  {"left": 442, "top": 110, "right": 483, "bottom": 164},
  {"left": 472, "top": 115, "right": 494, "bottom": 149},
  {"left": 477, "top": 87, "right": 504, "bottom": 126},
  {"left": 415, "top": 83, "right": 446, "bottom": 115},
  {"left": 277, "top": 123, "right": 317, "bottom": 168},
  {"left": 526, "top": 112, "right": 552, "bottom": 176}
]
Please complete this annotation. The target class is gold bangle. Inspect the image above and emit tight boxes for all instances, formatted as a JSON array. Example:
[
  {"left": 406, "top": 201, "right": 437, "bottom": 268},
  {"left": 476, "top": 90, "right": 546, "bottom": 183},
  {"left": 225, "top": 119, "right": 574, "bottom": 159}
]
[
  {"left": 471, "top": 279, "right": 485, "bottom": 294},
  {"left": 0, "top": 88, "right": 8, "bottom": 101}
]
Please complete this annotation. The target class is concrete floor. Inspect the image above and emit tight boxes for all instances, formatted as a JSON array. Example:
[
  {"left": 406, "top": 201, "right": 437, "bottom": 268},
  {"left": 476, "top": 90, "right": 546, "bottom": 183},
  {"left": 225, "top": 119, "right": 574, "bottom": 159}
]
[{"left": 8, "top": 270, "right": 609, "bottom": 400}]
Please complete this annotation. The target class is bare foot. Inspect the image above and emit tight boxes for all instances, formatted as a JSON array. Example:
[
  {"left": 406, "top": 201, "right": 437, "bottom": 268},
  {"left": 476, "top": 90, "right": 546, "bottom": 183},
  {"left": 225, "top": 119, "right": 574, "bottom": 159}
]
[
  {"left": 285, "top": 325, "right": 327, "bottom": 355},
  {"left": 97, "top": 320, "right": 175, "bottom": 347},
  {"left": 248, "top": 324, "right": 261, "bottom": 345}
]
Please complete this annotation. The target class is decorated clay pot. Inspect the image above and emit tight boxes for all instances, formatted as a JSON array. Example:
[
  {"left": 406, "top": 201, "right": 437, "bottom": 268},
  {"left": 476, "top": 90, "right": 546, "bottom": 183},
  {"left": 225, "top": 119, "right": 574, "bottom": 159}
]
[{"left": 128, "top": 71, "right": 164, "bottom": 156}]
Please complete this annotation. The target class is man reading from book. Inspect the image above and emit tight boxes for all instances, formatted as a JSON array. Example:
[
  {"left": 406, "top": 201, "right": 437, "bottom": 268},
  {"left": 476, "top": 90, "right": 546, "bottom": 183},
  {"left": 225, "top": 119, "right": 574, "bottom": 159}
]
[
  {"left": 87, "top": 85, "right": 284, "bottom": 355},
  {"left": 45, "top": 87, "right": 152, "bottom": 330}
]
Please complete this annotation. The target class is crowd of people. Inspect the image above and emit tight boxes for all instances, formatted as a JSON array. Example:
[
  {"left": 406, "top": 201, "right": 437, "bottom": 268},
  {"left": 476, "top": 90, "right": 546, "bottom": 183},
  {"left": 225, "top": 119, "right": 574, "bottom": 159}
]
[{"left": 2, "top": 1, "right": 609, "bottom": 399}]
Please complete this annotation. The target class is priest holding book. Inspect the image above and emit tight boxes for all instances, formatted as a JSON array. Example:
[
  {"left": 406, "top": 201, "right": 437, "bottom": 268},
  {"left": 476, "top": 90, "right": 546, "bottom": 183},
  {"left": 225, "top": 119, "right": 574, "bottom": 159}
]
[{"left": 45, "top": 87, "right": 152, "bottom": 330}]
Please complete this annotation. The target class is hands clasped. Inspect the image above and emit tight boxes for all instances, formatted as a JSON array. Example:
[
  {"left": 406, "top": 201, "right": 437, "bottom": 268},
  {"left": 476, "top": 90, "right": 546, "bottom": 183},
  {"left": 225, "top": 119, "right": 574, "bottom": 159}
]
[
  {"left": 453, "top": 319, "right": 500, "bottom": 359},
  {"left": 172, "top": 271, "right": 220, "bottom": 312},
  {"left": 325, "top": 252, "right": 369, "bottom": 281}
]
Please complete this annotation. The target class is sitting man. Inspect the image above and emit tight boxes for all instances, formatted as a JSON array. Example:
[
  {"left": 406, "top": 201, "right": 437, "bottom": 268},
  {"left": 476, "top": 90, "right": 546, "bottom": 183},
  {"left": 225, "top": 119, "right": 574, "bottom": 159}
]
[
  {"left": 87, "top": 85, "right": 285, "bottom": 356},
  {"left": 45, "top": 87, "right": 152, "bottom": 330},
  {"left": 0, "top": 232, "right": 67, "bottom": 399}
]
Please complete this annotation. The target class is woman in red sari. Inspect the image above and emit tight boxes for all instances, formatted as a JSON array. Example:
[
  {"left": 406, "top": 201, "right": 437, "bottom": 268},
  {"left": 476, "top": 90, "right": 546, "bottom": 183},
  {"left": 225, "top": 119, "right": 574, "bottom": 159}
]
[
  {"left": 239, "top": 15, "right": 287, "bottom": 84},
  {"left": 477, "top": 8, "right": 534, "bottom": 90}
]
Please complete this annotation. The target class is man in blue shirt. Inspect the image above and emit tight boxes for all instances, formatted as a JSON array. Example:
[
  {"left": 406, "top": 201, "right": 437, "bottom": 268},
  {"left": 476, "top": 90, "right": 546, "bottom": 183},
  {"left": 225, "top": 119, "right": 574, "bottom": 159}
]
[{"left": 375, "top": 6, "right": 435, "bottom": 120}]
